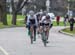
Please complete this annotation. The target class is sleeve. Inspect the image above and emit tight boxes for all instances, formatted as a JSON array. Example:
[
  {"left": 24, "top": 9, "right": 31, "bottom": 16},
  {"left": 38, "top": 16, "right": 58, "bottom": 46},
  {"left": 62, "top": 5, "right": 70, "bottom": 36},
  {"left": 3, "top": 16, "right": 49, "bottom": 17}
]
[
  {"left": 41, "top": 16, "right": 46, "bottom": 23},
  {"left": 50, "top": 19, "right": 53, "bottom": 28},
  {"left": 26, "top": 15, "right": 30, "bottom": 25},
  {"left": 50, "top": 18, "right": 53, "bottom": 24}
]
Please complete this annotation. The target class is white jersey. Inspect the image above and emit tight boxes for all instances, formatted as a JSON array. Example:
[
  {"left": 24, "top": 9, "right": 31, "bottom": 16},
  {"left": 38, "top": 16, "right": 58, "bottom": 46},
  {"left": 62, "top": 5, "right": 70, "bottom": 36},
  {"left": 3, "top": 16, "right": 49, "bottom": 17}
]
[
  {"left": 40, "top": 16, "right": 52, "bottom": 24},
  {"left": 26, "top": 14, "right": 38, "bottom": 26}
]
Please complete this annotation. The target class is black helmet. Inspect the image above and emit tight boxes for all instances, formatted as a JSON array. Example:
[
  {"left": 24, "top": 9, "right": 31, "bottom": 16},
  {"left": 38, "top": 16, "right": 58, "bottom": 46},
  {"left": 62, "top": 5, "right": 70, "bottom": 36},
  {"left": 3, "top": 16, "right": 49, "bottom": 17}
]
[{"left": 46, "top": 15, "right": 50, "bottom": 19}]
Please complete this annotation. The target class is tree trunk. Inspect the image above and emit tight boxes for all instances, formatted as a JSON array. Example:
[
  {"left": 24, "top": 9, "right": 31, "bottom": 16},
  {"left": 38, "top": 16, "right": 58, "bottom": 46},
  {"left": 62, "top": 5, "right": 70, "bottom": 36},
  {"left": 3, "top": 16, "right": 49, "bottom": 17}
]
[
  {"left": 2, "top": 11, "right": 7, "bottom": 25},
  {"left": 2, "top": 0, "right": 7, "bottom": 25},
  {"left": 12, "top": 12, "right": 17, "bottom": 25},
  {"left": 0, "top": 8, "right": 2, "bottom": 22},
  {"left": 11, "top": 0, "right": 28, "bottom": 25}
]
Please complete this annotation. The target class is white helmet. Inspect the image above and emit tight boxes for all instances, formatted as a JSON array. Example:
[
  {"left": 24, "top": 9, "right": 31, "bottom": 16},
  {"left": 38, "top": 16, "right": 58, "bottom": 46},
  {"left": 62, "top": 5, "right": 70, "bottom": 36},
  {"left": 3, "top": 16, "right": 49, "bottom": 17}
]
[{"left": 29, "top": 10, "right": 34, "bottom": 16}]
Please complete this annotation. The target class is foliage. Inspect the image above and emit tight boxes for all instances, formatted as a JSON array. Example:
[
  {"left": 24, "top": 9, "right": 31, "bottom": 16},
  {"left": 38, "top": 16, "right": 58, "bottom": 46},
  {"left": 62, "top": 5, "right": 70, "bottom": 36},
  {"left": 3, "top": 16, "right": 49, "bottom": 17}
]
[{"left": 11, "top": 0, "right": 28, "bottom": 25}]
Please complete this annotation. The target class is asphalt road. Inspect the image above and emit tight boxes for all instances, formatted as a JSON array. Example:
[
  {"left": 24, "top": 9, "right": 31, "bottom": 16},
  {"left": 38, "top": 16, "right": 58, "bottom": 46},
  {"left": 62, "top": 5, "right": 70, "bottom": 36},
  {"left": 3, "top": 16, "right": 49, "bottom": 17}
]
[{"left": 0, "top": 26, "right": 75, "bottom": 55}]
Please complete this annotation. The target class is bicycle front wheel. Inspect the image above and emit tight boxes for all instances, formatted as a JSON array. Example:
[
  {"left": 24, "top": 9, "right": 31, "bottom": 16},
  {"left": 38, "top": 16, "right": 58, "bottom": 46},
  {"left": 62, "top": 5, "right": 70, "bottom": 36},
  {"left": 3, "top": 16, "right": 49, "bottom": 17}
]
[{"left": 41, "top": 32, "right": 47, "bottom": 47}]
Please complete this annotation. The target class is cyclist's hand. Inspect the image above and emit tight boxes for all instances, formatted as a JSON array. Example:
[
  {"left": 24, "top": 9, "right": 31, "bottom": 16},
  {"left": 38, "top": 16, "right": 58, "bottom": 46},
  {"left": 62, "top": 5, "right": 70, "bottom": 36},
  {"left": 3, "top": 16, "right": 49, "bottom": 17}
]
[
  {"left": 26, "top": 25, "right": 28, "bottom": 28},
  {"left": 50, "top": 24, "right": 53, "bottom": 28}
]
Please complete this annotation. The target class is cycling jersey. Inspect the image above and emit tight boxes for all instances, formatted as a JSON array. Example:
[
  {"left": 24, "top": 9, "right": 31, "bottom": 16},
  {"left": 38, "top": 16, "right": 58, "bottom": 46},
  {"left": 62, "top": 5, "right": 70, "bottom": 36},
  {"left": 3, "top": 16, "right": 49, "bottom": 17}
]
[
  {"left": 39, "top": 16, "right": 52, "bottom": 26},
  {"left": 26, "top": 15, "right": 38, "bottom": 26}
]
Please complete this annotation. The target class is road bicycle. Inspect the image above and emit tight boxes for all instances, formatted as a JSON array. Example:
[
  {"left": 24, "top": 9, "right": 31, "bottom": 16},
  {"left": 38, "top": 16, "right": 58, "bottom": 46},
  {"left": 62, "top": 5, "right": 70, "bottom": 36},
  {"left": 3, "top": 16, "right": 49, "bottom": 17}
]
[{"left": 41, "top": 23, "right": 50, "bottom": 47}]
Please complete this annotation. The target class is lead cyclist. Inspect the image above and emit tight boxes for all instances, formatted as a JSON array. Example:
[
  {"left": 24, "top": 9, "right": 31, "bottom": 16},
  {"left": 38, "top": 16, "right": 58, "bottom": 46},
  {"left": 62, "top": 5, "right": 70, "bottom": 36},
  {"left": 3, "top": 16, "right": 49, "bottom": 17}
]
[{"left": 39, "top": 14, "right": 52, "bottom": 43}]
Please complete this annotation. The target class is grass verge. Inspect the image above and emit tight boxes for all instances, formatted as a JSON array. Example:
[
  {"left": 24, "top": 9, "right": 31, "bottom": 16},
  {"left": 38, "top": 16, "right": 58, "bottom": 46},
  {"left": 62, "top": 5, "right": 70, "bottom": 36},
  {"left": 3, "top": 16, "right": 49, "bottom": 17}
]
[{"left": 62, "top": 27, "right": 75, "bottom": 34}]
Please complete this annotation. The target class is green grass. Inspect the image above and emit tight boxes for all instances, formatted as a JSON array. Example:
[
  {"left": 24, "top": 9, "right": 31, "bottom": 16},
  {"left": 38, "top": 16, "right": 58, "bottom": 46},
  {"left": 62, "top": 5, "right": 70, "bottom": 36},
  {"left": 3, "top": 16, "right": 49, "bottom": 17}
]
[
  {"left": 0, "top": 22, "right": 4, "bottom": 28},
  {"left": 0, "top": 14, "right": 71, "bottom": 28},
  {"left": 7, "top": 14, "right": 25, "bottom": 26},
  {"left": 7, "top": 14, "right": 12, "bottom": 25},
  {"left": 53, "top": 21, "right": 70, "bottom": 26},
  {"left": 62, "top": 27, "right": 75, "bottom": 34},
  {"left": 6, "top": 14, "right": 71, "bottom": 26},
  {"left": 17, "top": 14, "right": 25, "bottom": 19},
  {"left": 0, "top": 14, "right": 25, "bottom": 28}
]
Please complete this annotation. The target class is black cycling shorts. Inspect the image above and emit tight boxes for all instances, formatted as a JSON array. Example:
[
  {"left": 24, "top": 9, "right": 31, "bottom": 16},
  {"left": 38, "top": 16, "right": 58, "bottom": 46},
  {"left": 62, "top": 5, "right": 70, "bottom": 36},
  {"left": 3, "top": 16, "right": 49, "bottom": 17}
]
[
  {"left": 29, "top": 19, "right": 35, "bottom": 24},
  {"left": 44, "top": 23, "right": 49, "bottom": 26},
  {"left": 39, "top": 23, "right": 49, "bottom": 26}
]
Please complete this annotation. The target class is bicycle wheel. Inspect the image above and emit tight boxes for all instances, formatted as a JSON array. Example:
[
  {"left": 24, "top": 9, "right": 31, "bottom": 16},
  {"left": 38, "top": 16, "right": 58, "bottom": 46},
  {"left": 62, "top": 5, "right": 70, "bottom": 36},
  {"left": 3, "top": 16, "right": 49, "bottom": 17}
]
[{"left": 41, "top": 31, "right": 47, "bottom": 47}]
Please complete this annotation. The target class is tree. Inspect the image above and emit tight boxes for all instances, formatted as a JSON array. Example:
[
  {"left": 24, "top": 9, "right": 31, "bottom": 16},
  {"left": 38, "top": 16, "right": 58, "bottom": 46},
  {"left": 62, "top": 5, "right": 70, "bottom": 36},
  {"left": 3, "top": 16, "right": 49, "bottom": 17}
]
[
  {"left": 11, "top": 0, "right": 28, "bottom": 25},
  {"left": 0, "top": 0, "right": 7, "bottom": 25},
  {"left": 2, "top": 0, "right": 7, "bottom": 25},
  {"left": 33, "top": 0, "right": 46, "bottom": 11},
  {"left": 0, "top": 4, "right": 3, "bottom": 22}
]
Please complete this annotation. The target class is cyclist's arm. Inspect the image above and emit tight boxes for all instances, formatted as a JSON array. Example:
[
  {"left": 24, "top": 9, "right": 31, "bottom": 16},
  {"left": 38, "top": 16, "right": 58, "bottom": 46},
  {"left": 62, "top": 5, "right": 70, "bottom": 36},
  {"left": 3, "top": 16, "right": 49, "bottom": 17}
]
[
  {"left": 49, "top": 19, "right": 53, "bottom": 28},
  {"left": 34, "top": 15, "right": 38, "bottom": 27},
  {"left": 41, "top": 16, "right": 46, "bottom": 23}
]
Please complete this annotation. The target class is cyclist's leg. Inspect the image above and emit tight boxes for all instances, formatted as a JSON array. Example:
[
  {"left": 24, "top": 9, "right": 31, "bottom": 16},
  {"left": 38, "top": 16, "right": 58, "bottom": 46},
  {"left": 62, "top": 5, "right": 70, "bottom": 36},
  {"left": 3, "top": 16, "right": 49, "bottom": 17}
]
[
  {"left": 37, "top": 26, "right": 41, "bottom": 38},
  {"left": 30, "top": 25, "right": 34, "bottom": 44},
  {"left": 47, "top": 31, "right": 49, "bottom": 40},
  {"left": 46, "top": 27, "right": 50, "bottom": 43},
  {"left": 37, "top": 27, "right": 39, "bottom": 34},
  {"left": 28, "top": 25, "right": 30, "bottom": 36},
  {"left": 33, "top": 25, "right": 36, "bottom": 41},
  {"left": 47, "top": 27, "right": 49, "bottom": 40}
]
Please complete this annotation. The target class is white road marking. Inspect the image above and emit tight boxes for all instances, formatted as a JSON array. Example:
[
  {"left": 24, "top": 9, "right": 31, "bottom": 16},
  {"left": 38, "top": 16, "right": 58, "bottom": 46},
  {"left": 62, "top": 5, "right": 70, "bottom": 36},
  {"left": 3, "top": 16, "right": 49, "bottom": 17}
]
[{"left": 0, "top": 46, "right": 9, "bottom": 55}]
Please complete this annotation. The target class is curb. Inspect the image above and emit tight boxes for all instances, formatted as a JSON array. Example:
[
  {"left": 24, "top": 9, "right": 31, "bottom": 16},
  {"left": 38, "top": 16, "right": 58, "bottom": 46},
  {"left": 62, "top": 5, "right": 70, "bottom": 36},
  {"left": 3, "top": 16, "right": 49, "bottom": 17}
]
[
  {"left": 0, "top": 25, "right": 25, "bottom": 29},
  {"left": 59, "top": 28, "right": 75, "bottom": 37}
]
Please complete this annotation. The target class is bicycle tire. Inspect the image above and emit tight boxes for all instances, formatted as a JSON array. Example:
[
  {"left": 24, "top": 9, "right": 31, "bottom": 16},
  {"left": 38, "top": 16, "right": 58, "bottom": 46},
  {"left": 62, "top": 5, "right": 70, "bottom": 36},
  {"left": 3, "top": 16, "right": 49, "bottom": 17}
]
[{"left": 41, "top": 32, "right": 47, "bottom": 47}]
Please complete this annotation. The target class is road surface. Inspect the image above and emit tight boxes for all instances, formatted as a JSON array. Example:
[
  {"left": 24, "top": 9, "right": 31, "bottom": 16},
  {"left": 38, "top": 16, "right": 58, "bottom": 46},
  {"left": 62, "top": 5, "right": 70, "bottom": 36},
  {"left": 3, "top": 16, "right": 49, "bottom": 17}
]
[{"left": 0, "top": 27, "right": 75, "bottom": 55}]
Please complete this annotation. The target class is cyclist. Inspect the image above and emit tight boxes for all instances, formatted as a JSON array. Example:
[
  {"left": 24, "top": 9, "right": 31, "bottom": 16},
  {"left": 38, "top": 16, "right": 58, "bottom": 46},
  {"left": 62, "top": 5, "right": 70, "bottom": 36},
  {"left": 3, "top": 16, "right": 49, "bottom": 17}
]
[
  {"left": 26, "top": 10, "right": 38, "bottom": 43},
  {"left": 40, "top": 14, "right": 52, "bottom": 43}
]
